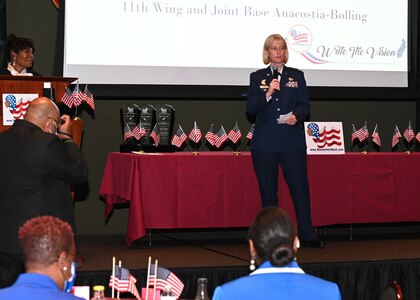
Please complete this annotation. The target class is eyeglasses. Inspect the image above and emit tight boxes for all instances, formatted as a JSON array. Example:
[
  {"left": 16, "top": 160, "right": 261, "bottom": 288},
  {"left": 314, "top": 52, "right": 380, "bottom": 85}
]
[{"left": 47, "top": 116, "right": 63, "bottom": 129}]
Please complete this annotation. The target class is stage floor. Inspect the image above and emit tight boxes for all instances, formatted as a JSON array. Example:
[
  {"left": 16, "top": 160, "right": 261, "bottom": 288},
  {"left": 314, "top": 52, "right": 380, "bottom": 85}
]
[{"left": 76, "top": 226, "right": 420, "bottom": 272}]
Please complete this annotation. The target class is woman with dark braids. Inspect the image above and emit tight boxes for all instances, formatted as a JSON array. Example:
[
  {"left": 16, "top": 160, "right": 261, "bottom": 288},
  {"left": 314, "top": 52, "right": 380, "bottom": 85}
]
[{"left": 212, "top": 207, "right": 341, "bottom": 300}]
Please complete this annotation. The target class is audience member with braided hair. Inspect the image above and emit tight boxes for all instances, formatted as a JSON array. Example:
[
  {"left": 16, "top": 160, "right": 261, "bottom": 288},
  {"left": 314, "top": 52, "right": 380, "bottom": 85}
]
[{"left": 212, "top": 207, "right": 341, "bottom": 300}]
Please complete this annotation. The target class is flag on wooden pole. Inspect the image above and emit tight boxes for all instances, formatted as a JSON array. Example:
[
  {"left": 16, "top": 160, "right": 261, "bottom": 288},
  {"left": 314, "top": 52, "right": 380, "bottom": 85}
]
[{"left": 109, "top": 259, "right": 140, "bottom": 299}]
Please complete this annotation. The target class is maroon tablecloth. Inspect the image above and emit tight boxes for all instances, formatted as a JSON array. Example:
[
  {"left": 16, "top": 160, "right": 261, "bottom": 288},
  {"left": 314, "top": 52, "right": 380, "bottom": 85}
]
[{"left": 99, "top": 152, "right": 420, "bottom": 246}]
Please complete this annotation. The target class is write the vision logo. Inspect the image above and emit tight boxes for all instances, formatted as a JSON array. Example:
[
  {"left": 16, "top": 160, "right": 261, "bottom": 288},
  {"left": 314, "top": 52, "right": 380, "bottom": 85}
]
[
  {"left": 287, "top": 25, "right": 327, "bottom": 64},
  {"left": 287, "top": 25, "right": 312, "bottom": 52}
]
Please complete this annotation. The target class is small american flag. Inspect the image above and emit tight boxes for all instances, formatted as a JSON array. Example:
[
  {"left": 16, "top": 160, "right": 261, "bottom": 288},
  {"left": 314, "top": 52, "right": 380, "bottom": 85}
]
[
  {"left": 132, "top": 121, "right": 146, "bottom": 141},
  {"left": 246, "top": 124, "right": 254, "bottom": 140},
  {"left": 215, "top": 125, "right": 228, "bottom": 148},
  {"left": 416, "top": 132, "right": 420, "bottom": 143},
  {"left": 228, "top": 122, "right": 242, "bottom": 144},
  {"left": 83, "top": 85, "right": 95, "bottom": 110},
  {"left": 72, "top": 83, "right": 84, "bottom": 107},
  {"left": 355, "top": 125, "right": 367, "bottom": 142},
  {"left": 150, "top": 124, "right": 161, "bottom": 146},
  {"left": 149, "top": 264, "right": 184, "bottom": 299},
  {"left": 403, "top": 121, "right": 414, "bottom": 143},
  {"left": 188, "top": 121, "right": 202, "bottom": 143},
  {"left": 350, "top": 124, "right": 357, "bottom": 144},
  {"left": 392, "top": 125, "right": 402, "bottom": 148},
  {"left": 124, "top": 123, "right": 133, "bottom": 142},
  {"left": 205, "top": 124, "right": 216, "bottom": 146},
  {"left": 372, "top": 124, "right": 381, "bottom": 147},
  {"left": 171, "top": 125, "right": 187, "bottom": 148},
  {"left": 363, "top": 123, "right": 369, "bottom": 140},
  {"left": 61, "top": 87, "right": 74, "bottom": 108},
  {"left": 109, "top": 265, "right": 140, "bottom": 300}
]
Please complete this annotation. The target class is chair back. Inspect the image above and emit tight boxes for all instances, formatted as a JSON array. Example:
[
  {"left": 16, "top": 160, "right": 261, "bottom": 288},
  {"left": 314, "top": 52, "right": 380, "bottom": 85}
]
[{"left": 380, "top": 281, "right": 403, "bottom": 300}]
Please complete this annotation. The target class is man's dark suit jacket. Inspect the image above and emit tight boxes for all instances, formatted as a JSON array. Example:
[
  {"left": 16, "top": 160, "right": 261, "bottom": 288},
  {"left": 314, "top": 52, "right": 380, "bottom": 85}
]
[
  {"left": 0, "top": 120, "right": 88, "bottom": 253},
  {"left": 246, "top": 65, "right": 310, "bottom": 152}
]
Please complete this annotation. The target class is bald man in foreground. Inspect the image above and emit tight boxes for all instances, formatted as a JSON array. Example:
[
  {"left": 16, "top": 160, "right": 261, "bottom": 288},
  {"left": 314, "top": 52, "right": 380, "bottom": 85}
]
[{"left": 0, "top": 97, "right": 88, "bottom": 288}]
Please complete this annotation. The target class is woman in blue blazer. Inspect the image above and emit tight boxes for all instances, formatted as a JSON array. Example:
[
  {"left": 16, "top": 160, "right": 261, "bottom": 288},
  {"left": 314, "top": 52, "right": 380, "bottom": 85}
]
[
  {"left": 212, "top": 207, "right": 341, "bottom": 300},
  {"left": 246, "top": 33, "right": 323, "bottom": 248}
]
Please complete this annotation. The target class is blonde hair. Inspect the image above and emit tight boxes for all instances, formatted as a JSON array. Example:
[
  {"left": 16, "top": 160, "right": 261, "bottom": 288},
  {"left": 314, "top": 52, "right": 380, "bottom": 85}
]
[{"left": 262, "top": 34, "right": 289, "bottom": 65}]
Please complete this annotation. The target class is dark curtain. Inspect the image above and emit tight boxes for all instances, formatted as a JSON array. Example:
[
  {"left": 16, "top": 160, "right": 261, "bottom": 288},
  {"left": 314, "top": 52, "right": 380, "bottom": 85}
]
[
  {"left": 53, "top": 0, "right": 65, "bottom": 76},
  {"left": 0, "top": 0, "right": 6, "bottom": 69},
  {"left": 74, "top": 260, "right": 420, "bottom": 300}
]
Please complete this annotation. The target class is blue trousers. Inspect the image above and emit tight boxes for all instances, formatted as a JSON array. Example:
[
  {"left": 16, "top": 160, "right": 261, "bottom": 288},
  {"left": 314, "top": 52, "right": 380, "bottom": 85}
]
[{"left": 251, "top": 149, "right": 316, "bottom": 241}]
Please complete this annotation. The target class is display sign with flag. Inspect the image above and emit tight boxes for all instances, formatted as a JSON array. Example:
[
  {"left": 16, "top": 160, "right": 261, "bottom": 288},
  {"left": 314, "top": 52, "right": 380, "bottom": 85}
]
[
  {"left": 132, "top": 121, "right": 146, "bottom": 141},
  {"left": 109, "top": 265, "right": 140, "bottom": 299},
  {"left": 2, "top": 93, "right": 38, "bottom": 126},
  {"left": 228, "top": 122, "right": 242, "bottom": 144},
  {"left": 149, "top": 264, "right": 184, "bottom": 299},
  {"left": 188, "top": 121, "right": 202, "bottom": 143},
  {"left": 205, "top": 123, "right": 216, "bottom": 146},
  {"left": 171, "top": 125, "right": 187, "bottom": 148},
  {"left": 305, "top": 122, "right": 345, "bottom": 154},
  {"left": 150, "top": 124, "right": 161, "bottom": 145},
  {"left": 214, "top": 125, "right": 228, "bottom": 148}
]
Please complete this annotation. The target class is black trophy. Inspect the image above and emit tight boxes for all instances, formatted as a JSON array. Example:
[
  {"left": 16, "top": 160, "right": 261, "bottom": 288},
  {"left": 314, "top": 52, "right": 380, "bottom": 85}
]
[
  {"left": 154, "top": 104, "right": 175, "bottom": 151},
  {"left": 119, "top": 104, "right": 140, "bottom": 152},
  {"left": 137, "top": 104, "right": 156, "bottom": 152}
]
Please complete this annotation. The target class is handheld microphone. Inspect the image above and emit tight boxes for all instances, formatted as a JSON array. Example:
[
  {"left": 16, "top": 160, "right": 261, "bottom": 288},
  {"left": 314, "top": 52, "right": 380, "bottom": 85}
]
[{"left": 273, "top": 65, "right": 279, "bottom": 79}]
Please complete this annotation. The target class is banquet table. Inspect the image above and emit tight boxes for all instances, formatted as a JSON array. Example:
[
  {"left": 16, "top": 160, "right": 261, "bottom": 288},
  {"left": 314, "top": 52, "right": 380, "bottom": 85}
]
[{"left": 99, "top": 152, "right": 420, "bottom": 246}]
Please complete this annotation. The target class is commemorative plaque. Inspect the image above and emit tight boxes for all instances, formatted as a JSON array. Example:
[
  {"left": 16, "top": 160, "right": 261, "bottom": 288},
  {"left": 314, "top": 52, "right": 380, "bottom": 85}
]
[
  {"left": 119, "top": 104, "right": 140, "bottom": 152},
  {"left": 154, "top": 104, "right": 175, "bottom": 146},
  {"left": 120, "top": 104, "right": 139, "bottom": 141},
  {"left": 137, "top": 104, "right": 156, "bottom": 146}
]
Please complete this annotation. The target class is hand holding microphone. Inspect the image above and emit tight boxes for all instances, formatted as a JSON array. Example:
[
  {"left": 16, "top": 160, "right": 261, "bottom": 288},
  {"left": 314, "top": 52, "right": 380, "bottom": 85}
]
[
  {"left": 267, "top": 65, "right": 280, "bottom": 97},
  {"left": 273, "top": 64, "right": 279, "bottom": 79}
]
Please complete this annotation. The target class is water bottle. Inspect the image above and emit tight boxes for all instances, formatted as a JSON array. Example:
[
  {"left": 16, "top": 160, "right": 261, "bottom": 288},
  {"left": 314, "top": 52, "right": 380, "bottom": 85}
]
[
  {"left": 194, "top": 277, "right": 210, "bottom": 300},
  {"left": 91, "top": 285, "right": 105, "bottom": 300}
]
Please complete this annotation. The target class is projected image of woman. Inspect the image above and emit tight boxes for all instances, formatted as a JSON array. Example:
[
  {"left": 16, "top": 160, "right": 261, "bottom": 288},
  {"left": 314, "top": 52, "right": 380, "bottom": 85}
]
[
  {"left": 0, "top": 34, "right": 41, "bottom": 76},
  {"left": 246, "top": 33, "right": 324, "bottom": 248}
]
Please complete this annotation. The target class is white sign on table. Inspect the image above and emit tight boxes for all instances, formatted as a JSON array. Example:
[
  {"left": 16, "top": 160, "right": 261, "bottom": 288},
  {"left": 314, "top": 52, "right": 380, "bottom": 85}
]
[
  {"left": 304, "top": 121, "right": 345, "bottom": 155},
  {"left": 2, "top": 93, "right": 38, "bottom": 126}
]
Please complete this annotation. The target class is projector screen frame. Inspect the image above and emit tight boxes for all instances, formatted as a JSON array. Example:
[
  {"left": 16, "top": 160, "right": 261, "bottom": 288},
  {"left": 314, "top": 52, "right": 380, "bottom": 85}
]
[{"left": 55, "top": 0, "right": 420, "bottom": 100}]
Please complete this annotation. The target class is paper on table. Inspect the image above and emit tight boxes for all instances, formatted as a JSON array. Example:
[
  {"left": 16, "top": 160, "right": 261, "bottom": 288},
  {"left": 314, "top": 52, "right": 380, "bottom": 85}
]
[
  {"left": 131, "top": 151, "right": 163, "bottom": 155},
  {"left": 277, "top": 111, "right": 293, "bottom": 124}
]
